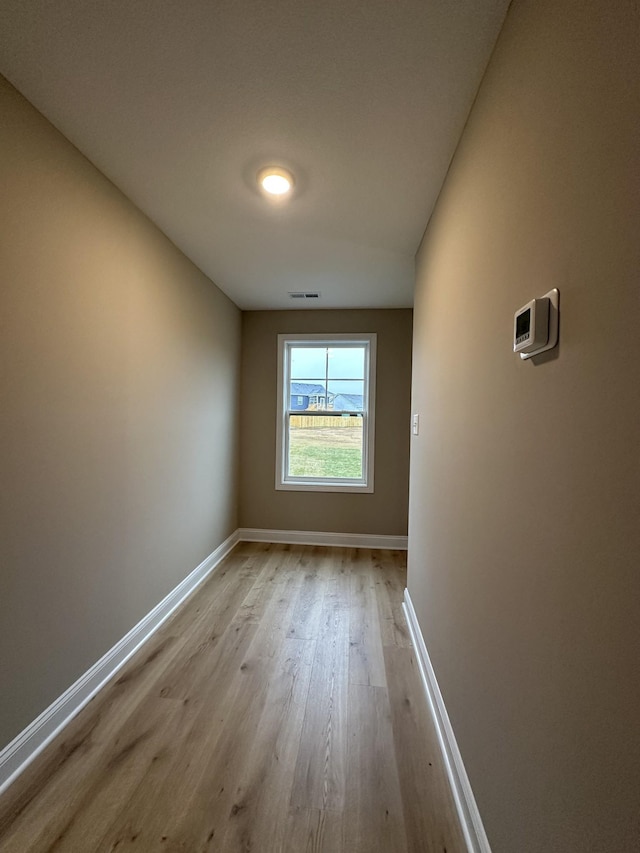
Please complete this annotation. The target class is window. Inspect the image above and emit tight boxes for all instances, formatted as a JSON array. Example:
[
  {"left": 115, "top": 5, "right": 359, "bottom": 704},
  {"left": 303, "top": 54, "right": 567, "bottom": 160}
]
[{"left": 276, "top": 333, "right": 376, "bottom": 492}]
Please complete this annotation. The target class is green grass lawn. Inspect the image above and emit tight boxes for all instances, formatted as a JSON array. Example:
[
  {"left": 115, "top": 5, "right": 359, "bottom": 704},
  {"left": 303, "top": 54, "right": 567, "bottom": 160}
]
[{"left": 288, "top": 426, "right": 363, "bottom": 478}]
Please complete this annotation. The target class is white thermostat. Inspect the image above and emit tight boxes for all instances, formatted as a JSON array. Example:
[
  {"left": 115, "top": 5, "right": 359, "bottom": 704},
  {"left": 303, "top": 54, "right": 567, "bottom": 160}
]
[{"left": 513, "top": 288, "right": 559, "bottom": 360}]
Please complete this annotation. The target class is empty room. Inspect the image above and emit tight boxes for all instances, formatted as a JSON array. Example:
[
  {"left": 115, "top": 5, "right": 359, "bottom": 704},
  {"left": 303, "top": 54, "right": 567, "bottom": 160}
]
[{"left": 0, "top": 1, "right": 638, "bottom": 851}]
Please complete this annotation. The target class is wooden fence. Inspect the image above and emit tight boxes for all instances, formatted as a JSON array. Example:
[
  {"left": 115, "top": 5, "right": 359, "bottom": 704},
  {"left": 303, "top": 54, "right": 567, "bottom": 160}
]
[{"left": 289, "top": 415, "right": 362, "bottom": 429}]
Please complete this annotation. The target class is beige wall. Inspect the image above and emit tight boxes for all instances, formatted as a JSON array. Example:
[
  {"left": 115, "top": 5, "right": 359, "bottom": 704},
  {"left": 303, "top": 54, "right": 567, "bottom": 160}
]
[
  {"left": 0, "top": 78, "right": 241, "bottom": 748},
  {"left": 240, "top": 309, "right": 412, "bottom": 535},
  {"left": 408, "top": 1, "right": 640, "bottom": 850}
]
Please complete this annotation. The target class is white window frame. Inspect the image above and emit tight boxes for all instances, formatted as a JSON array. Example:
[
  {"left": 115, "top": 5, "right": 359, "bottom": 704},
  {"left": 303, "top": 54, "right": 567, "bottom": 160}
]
[{"left": 276, "top": 333, "right": 376, "bottom": 493}]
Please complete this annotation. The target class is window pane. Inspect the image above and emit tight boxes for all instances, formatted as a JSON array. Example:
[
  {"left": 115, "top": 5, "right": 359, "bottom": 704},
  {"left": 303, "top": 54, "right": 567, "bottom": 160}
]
[
  {"left": 288, "top": 414, "right": 363, "bottom": 479},
  {"left": 327, "top": 380, "right": 364, "bottom": 411},
  {"left": 290, "top": 347, "right": 327, "bottom": 379},
  {"left": 327, "top": 347, "right": 365, "bottom": 379}
]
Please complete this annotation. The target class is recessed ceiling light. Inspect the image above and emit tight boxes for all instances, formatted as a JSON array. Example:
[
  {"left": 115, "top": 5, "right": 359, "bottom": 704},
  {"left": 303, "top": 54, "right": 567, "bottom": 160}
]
[{"left": 258, "top": 166, "right": 294, "bottom": 197}]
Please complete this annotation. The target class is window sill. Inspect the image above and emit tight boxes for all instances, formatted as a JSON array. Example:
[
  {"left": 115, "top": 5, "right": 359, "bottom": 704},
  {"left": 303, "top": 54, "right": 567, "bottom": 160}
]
[{"left": 276, "top": 479, "right": 374, "bottom": 494}]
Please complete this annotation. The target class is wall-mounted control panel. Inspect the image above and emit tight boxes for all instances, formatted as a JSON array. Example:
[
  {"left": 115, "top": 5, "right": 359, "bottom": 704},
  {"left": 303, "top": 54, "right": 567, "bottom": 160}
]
[{"left": 513, "top": 288, "right": 559, "bottom": 360}]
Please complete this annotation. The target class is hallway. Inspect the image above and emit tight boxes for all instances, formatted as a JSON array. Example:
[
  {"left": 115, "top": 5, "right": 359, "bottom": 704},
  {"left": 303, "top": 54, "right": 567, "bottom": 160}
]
[{"left": 0, "top": 543, "right": 464, "bottom": 852}]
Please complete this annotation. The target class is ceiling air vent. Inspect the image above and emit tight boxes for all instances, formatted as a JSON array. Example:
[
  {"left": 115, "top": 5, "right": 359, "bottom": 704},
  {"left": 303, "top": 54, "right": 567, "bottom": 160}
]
[{"left": 288, "top": 291, "right": 321, "bottom": 300}]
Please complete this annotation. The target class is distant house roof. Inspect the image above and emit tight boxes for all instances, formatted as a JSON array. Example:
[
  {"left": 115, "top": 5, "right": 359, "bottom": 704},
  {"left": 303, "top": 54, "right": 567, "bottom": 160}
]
[
  {"left": 333, "top": 393, "right": 363, "bottom": 411},
  {"left": 290, "top": 382, "right": 326, "bottom": 396}
]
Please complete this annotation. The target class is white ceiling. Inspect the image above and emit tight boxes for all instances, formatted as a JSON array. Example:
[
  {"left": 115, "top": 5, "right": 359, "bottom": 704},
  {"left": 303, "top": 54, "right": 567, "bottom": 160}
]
[{"left": 0, "top": 0, "right": 509, "bottom": 310}]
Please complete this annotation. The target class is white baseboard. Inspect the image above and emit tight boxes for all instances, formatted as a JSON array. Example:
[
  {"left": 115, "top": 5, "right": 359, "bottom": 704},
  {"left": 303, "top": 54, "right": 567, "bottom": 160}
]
[
  {"left": 0, "top": 530, "right": 240, "bottom": 797},
  {"left": 403, "top": 589, "right": 491, "bottom": 853},
  {"left": 237, "top": 527, "right": 408, "bottom": 550}
]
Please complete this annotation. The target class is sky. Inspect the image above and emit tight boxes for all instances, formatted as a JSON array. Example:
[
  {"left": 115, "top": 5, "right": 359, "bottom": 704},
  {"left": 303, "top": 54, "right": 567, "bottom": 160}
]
[{"left": 290, "top": 346, "right": 365, "bottom": 396}]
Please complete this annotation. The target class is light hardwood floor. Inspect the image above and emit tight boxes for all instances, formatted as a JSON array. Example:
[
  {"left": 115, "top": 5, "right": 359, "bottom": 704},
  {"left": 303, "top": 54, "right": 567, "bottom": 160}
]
[{"left": 0, "top": 543, "right": 466, "bottom": 852}]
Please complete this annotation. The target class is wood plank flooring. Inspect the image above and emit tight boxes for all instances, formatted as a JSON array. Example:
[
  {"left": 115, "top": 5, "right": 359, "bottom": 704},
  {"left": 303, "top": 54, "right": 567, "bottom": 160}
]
[{"left": 0, "top": 543, "right": 466, "bottom": 852}]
